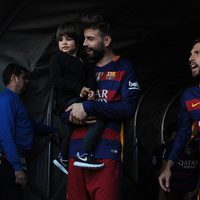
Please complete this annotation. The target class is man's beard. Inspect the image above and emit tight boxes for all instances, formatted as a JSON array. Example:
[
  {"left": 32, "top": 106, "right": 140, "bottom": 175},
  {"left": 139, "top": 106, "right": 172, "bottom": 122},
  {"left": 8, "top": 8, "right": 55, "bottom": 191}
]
[{"left": 86, "top": 45, "right": 105, "bottom": 63}]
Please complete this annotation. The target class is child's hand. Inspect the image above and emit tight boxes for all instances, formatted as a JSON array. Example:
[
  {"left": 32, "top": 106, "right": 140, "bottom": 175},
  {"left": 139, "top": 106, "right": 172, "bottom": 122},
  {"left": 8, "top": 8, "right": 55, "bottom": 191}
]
[
  {"left": 80, "top": 87, "right": 90, "bottom": 98},
  {"left": 87, "top": 90, "right": 95, "bottom": 100}
]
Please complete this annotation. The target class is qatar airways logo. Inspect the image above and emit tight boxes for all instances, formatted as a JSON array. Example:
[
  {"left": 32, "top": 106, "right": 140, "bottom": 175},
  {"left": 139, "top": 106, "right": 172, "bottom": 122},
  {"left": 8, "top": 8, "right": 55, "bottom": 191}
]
[
  {"left": 177, "top": 160, "right": 199, "bottom": 169},
  {"left": 96, "top": 89, "right": 108, "bottom": 103}
]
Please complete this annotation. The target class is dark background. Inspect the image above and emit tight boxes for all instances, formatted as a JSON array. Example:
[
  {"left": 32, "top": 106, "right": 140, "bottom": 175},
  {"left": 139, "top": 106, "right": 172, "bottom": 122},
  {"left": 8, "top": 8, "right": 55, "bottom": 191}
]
[{"left": 0, "top": 0, "right": 200, "bottom": 199}]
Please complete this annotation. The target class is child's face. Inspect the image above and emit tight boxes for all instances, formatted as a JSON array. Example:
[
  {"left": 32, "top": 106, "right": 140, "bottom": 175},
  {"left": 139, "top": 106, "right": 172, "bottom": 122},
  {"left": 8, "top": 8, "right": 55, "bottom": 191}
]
[{"left": 58, "top": 35, "right": 77, "bottom": 56}]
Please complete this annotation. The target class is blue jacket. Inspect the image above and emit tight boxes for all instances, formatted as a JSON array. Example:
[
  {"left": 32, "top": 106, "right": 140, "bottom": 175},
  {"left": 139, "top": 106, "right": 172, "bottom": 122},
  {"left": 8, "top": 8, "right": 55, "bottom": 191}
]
[
  {"left": 0, "top": 88, "right": 58, "bottom": 171},
  {"left": 0, "top": 88, "right": 33, "bottom": 171}
]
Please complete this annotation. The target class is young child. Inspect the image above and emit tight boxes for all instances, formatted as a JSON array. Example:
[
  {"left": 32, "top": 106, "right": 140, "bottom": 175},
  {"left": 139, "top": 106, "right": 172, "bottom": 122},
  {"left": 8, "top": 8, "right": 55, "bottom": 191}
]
[{"left": 49, "top": 22, "right": 105, "bottom": 174}]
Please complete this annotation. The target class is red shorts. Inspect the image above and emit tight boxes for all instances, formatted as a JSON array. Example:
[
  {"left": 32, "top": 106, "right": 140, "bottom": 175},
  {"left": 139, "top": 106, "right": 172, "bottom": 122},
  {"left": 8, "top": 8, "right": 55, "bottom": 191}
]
[{"left": 67, "top": 158, "right": 122, "bottom": 200}]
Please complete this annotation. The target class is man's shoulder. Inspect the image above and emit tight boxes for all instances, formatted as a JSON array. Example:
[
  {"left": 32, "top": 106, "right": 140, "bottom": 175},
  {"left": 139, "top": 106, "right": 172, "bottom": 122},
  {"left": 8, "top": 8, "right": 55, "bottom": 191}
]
[
  {"left": 0, "top": 89, "right": 14, "bottom": 104},
  {"left": 113, "top": 57, "right": 137, "bottom": 72},
  {"left": 179, "top": 86, "right": 200, "bottom": 105},
  {"left": 115, "top": 56, "right": 133, "bottom": 66},
  {"left": 182, "top": 86, "right": 199, "bottom": 97}
]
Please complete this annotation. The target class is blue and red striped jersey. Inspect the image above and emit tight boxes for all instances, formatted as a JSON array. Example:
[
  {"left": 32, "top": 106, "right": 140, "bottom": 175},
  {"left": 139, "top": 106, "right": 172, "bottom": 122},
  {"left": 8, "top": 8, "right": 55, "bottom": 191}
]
[
  {"left": 69, "top": 56, "right": 140, "bottom": 161},
  {"left": 168, "top": 86, "right": 200, "bottom": 161}
]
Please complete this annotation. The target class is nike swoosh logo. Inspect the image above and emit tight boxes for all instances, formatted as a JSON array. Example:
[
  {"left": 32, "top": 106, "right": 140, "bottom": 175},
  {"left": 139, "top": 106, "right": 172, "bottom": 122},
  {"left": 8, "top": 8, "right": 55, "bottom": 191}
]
[
  {"left": 79, "top": 157, "right": 87, "bottom": 161},
  {"left": 192, "top": 102, "right": 200, "bottom": 107}
]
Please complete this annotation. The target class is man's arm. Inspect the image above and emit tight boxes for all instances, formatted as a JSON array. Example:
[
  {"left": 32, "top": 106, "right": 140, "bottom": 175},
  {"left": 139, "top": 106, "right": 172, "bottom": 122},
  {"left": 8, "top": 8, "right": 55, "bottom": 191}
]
[
  {"left": 82, "top": 64, "right": 140, "bottom": 120},
  {"left": 0, "top": 96, "right": 27, "bottom": 186},
  {"left": 0, "top": 96, "right": 23, "bottom": 171},
  {"left": 67, "top": 63, "right": 140, "bottom": 122},
  {"left": 167, "top": 94, "right": 192, "bottom": 161},
  {"left": 82, "top": 97, "right": 138, "bottom": 120},
  {"left": 158, "top": 160, "right": 174, "bottom": 192},
  {"left": 159, "top": 91, "right": 192, "bottom": 192}
]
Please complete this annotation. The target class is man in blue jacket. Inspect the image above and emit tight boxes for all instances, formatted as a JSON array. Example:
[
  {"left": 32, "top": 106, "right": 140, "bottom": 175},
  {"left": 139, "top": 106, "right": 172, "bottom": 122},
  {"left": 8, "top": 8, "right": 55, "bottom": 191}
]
[
  {"left": 0, "top": 62, "right": 61, "bottom": 200},
  {"left": 0, "top": 63, "right": 33, "bottom": 200},
  {"left": 0, "top": 63, "right": 59, "bottom": 200}
]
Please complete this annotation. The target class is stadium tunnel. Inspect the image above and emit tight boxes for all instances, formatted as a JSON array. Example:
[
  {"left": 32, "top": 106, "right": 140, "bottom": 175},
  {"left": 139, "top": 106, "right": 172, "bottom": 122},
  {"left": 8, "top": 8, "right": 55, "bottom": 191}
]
[{"left": 0, "top": 0, "right": 200, "bottom": 199}]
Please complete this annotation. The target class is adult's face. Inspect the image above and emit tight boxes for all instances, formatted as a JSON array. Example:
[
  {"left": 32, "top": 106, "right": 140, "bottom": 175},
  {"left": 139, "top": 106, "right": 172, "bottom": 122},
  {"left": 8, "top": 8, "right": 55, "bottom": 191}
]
[
  {"left": 189, "top": 42, "right": 200, "bottom": 78},
  {"left": 83, "top": 28, "right": 105, "bottom": 63},
  {"left": 15, "top": 72, "right": 29, "bottom": 94}
]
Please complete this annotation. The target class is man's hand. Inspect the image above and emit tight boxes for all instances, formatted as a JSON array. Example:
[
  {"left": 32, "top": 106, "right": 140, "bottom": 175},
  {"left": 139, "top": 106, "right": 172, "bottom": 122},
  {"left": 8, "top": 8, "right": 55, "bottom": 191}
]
[
  {"left": 15, "top": 170, "right": 27, "bottom": 188},
  {"left": 158, "top": 161, "right": 173, "bottom": 192},
  {"left": 66, "top": 103, "right": 87, "bottom": 124}
]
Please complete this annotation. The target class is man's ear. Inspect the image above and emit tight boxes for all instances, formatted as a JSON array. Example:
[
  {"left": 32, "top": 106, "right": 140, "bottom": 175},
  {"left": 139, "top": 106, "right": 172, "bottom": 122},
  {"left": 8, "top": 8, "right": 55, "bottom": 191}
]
[
  {"left": 104, "top": 36, "right": 112, "bottom": 47},
  {"left": 10, "top": 74, "right": 17, "bottom": 82}
]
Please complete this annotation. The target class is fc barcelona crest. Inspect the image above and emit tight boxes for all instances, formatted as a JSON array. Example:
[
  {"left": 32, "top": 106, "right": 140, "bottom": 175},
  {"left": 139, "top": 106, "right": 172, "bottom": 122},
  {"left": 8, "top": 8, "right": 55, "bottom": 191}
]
[{"left": 106, "top": 71, "right": 116, "bottom": 80}]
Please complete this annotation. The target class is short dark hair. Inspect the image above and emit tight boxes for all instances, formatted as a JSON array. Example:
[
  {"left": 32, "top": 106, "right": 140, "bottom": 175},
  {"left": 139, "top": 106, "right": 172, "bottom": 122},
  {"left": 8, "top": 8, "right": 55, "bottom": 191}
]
[
  {"left": 56, "top": 22, "right": 83, "bottom": 49},
  {"left": 2, "top": 63, "right": 29, "bottom": 86},
  {"left": 80, "top": 12, "right": 113, "bottom": 38}
]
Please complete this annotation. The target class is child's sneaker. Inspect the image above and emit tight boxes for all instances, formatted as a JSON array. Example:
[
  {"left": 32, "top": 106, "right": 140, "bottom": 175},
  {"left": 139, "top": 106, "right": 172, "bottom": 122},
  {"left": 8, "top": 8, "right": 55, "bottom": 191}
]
[
  {"left": 73, "top": 152, "right": 104, "bottom": 169},
  {"left": 53, "top": 153, "right": 68, "bottom": 174}
]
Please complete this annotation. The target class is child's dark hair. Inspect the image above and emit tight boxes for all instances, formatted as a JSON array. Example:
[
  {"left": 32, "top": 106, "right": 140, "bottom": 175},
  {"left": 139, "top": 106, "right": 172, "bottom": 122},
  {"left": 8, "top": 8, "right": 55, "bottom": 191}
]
[
  {"left": 56, "top": 22, "right": 84, "bottom": 50},
  {"left": 2, "top": 63, "right": 29, "bottom": 86}
]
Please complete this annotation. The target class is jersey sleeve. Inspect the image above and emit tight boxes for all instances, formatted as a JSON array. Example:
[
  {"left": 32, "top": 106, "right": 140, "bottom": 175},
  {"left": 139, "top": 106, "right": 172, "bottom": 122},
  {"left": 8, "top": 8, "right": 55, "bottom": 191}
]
[{"left": 167, "top": 93, "right": 192, "bottom": 161}]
